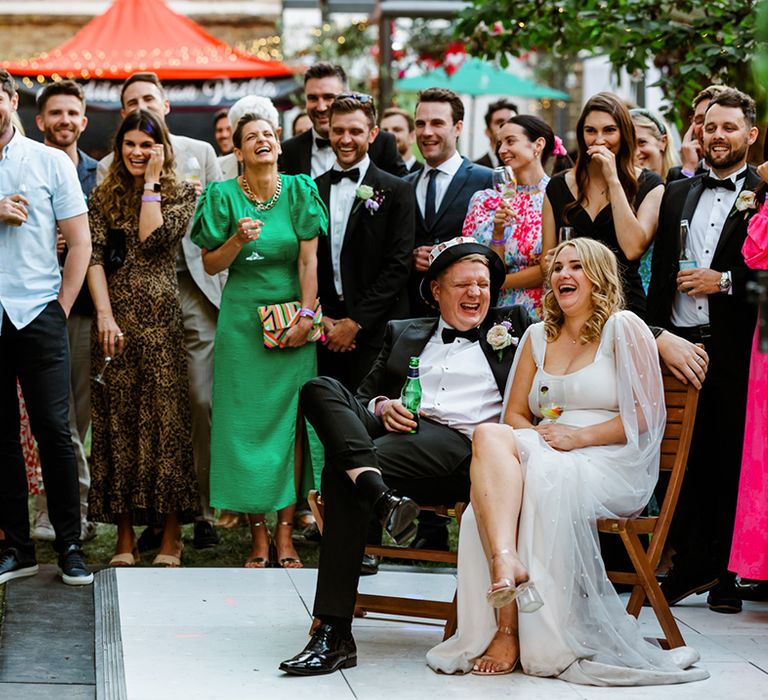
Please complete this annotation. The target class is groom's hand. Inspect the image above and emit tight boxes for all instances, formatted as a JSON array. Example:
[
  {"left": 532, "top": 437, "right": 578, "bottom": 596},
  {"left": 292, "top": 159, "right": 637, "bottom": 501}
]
[{"left": 379, "top": 399, "right": 418, "bottom": 433}]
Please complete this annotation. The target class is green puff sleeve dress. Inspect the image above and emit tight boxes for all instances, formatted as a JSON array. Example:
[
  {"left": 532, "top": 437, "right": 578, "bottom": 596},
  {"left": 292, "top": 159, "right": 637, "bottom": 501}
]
[{"left": 191, "top": 174, "right": 328, "bottom": 513}]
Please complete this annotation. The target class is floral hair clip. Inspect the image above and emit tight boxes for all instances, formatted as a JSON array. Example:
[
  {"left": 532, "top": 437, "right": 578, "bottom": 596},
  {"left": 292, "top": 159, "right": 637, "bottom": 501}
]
[{"left": 552, "top": 135, "right": 568, "bottom": 157}]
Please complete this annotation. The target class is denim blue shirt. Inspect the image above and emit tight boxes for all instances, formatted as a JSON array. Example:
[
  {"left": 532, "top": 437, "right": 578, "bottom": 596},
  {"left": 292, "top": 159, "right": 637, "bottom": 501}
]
[{"left": 0, "top": 129, "right": 87, "bottom": 331}]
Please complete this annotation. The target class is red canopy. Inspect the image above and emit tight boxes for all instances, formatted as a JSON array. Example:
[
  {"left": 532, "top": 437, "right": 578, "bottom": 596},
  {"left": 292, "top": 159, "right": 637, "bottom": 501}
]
[{"left": 1, "top": 0, "right": 294, "bottom": 80}]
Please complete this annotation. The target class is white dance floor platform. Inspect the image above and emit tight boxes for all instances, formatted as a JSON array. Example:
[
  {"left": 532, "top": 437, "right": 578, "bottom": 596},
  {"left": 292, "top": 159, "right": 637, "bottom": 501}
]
[{"left": 95, "top": 567, "right": 768, "bottom": 700}]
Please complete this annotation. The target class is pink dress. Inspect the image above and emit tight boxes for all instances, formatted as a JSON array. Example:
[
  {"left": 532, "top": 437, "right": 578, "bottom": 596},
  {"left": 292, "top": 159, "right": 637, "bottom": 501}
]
[{"left": 729, "top": 204, "right": 768, "bottom": 579}]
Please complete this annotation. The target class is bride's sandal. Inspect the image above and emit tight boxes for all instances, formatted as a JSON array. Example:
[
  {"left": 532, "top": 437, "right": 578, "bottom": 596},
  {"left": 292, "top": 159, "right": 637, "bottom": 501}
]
[
  {"left": 471, "top": 625, "right": 519, "bottom": 676},
  {"left": 486, "top": 550, "right": 543, "bottom": 612}
]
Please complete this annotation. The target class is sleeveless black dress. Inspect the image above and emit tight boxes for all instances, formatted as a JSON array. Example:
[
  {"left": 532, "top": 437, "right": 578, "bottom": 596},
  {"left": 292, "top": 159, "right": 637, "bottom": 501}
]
[{"left": 546, "top": 169, "right": 663, "bottom": 318}]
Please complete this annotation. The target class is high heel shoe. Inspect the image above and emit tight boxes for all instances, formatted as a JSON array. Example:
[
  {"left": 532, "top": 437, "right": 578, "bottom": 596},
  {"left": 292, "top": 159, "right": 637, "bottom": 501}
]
[
  {"left": 274, "top": 521, "right": 303, "bottom": 568},
  {"left": 486, "top": 549, "right": 543, "bottom": 612},
  {"left": 244, "top": 520, "right": 271, "bottom": 568}
]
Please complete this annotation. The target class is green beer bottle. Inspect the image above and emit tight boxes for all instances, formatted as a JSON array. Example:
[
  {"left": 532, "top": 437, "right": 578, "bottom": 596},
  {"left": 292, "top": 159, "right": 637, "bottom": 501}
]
[{"left": 400, "top": 356, "right": 422, "bottom": 434}]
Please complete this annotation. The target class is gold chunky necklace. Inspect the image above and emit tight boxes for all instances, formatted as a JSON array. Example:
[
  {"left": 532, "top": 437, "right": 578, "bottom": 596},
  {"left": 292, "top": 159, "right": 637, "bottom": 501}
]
[{"left": 240, "top": 174, "right": 282, "bottom": 212}]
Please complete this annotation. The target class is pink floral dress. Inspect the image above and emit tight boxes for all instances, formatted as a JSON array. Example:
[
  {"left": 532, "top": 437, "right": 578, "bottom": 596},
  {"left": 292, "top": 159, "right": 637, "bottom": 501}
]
[
  {"left": 729, "top": 203, "right": 768, "bottom": 579},
  {"left": 461, "top": 175, "right": 548, "bottom": 319}
]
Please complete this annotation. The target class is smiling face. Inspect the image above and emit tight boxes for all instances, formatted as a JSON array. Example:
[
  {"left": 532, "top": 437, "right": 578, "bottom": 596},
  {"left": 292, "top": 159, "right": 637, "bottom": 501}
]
[
  {"left": 702, "top": 104, "right": 758, "bottom": 175},
  {"left": 633, "top": 124, "right": 665, "bottom": 176},
  {"left": 36, "top": 94, "right": 87, "bottom": 149},
  {"left": 214, "top": 115, "right": 233, "bottom": 155},
  {"left": 550, "top": 245, "right": 594, "bottom": 317},
  {"left": 431, "top": 259, "right": 491, "bottom": 330},
  {"left": 583, "top": 110, "right": 621, "bottom": 155},
  {"left": 121, "top": 128, "right": 157, "bottom": 183},
  {"left": 234, "top": 118, "right": 281, "bottom": 170},
  {"left": 380, "top": 112, "right": 414, "bottom": 158},
  {"left": 497, "top": 122, "right": 543, "bottom": 170},
  {"left": 415, "top": 101, "right": 462, "bottom": 167},
  {"left": 305, "top": 75, "right": 344, "bottom": 138},
  {"left": 0, "top": 87, "right": 18, "bottom": 140},
  {"left": 329, "top": 109, "right": 377, "bottom": 168},
  {"left": 121, "top": 80, "right": 170, "bottom": 120}
]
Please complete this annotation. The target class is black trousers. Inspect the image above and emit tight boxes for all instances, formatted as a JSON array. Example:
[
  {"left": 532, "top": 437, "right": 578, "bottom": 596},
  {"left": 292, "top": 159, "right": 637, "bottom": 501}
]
[
  {"left": 301, "top": 376, "right": 471, "bottom": 620},
  {"left": 317, "top": 341, "right": 381, "bottom": 394},
  {"left": 0, "top": 302, "right": 81, "bottom": 558}
]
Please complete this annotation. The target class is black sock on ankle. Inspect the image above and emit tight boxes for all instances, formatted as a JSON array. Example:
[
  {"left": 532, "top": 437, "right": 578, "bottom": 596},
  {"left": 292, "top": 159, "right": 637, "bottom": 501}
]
[
  {"left": 354, "top": 469, "right": 389, "bottom": 507},
  {"left": 320, "top": 615, "right": 352, "bottom": 636}
]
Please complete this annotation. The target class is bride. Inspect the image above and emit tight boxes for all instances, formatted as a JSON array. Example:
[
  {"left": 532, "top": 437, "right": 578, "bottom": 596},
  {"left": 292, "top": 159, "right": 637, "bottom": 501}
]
[{"left": 427, "top": 238, "right": 708, "bottom": 685}]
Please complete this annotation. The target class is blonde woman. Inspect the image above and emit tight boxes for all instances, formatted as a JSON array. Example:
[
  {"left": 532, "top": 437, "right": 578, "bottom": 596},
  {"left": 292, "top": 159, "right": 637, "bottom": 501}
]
[{"left": 429, "top": 238, "right": 706, "bottom": 685}]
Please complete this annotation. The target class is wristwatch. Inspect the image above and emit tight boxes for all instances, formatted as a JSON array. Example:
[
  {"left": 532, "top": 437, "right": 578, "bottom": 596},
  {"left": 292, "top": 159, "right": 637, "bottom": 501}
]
[
  {"left": 718, "top": 271, "right": 732, "bottom": 293},
  {"left": 144, "top": 182, "right": 161, "bottom": 192}
]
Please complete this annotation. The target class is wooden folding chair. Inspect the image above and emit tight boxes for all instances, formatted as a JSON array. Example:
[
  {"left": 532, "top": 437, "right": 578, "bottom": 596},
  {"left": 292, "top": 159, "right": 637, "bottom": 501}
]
[
  {"left": 597, "top": 365, "right": 699, "bottom": 648},
  {"left": 308, "top": 490, "right": 464, "bottom": 640}
]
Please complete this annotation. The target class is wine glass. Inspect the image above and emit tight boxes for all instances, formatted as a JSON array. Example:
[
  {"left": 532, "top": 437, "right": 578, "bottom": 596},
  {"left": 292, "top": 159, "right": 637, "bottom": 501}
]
[
  {"left": 92, "top": 356, "right": 112, "bottom": 385},
  {"left": 244, "top": 218, "right": 265, "bottom": 261},
  {"left": 492, "top": 166, "right": 516, "bottom": 198},
  {"left": 537, "top": 378, "right": 566, "bottom": 423},
  {"left": 558, "top": 226, "right": 574, "bottom": 244}
]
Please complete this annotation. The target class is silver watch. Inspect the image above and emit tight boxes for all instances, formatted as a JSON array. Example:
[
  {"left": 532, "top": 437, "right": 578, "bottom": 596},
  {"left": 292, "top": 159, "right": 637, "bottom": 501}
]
[{"left": 718, "top": 271, "right": 732, "bottom": 293}]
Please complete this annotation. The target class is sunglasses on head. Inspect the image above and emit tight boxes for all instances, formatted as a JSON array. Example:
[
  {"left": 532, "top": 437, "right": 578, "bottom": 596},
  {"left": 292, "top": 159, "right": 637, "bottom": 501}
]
[{"left": 336, "top": 92, "right": 374, "bottom": 105}]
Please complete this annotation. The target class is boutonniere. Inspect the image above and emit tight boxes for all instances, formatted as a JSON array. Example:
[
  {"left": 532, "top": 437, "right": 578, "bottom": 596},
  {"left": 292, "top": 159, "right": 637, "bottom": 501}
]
[
  {"left": 732, "top": 190, "right": 757, "bottom": 219},
  {"left": 352, "top": 185, "right": 387, "bottom": 215},
  {"left": 486, "top": 320, "right": 519, "bottom": 360}
]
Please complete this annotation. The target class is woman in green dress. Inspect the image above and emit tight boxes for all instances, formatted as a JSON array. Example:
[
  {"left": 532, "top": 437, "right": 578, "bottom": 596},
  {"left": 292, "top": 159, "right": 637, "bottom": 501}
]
[{"left": 191, "top": 100, "right": 328, "bottom": 568}]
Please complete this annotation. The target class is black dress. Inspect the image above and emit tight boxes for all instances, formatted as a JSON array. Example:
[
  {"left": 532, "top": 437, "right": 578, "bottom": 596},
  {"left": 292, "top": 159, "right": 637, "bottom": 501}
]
[{"left": 546, "top": 169, "right": 663, "bottom": 317}]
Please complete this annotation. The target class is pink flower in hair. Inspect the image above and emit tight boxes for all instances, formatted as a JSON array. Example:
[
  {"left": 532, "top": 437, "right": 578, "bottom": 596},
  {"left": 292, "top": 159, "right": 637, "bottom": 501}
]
[{"left": 552, "top": 135, "right": 567, "bottom": 157}]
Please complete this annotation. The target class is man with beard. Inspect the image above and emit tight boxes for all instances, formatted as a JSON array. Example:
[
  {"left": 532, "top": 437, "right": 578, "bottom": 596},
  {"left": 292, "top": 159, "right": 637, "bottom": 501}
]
[
  {"left": 31, "top": 80, "right": 98, "bottom": 544},
  {"left": 647, "top": 87, "right": 760, "bottom": 614}
]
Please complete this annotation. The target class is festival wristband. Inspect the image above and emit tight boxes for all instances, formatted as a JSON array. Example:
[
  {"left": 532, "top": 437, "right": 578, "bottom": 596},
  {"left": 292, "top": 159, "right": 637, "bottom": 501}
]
[
  {"left": 681, "top": 168, "right": 696, "bottom": 178},
  {"left": 491, "top": 232, "right": 511, "bottom": 245},
  {"left": 298, "top": 307, "right": 316, "bottom": 319},
  {"left": 374, "top": 396, "right": 388, "bottom": 417},
  {"left": 141, "top": 194, "right": 162, "bottom": 202}
]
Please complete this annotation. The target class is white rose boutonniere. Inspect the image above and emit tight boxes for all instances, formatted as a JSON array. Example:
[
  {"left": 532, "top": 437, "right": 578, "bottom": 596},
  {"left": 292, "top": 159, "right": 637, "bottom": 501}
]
[
  {"left": 733, "top": 190, "right": 757, "bottom": 220},
  {"left": 352, "top": 185, "right": 387, "bottom": 215},
  {"left": 487, "top": 320, "right": 519, "bottom": 360}
]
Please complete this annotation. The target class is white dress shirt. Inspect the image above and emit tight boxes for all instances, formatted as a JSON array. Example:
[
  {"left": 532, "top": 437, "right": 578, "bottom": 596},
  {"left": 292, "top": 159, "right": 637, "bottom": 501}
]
[
  {"left": 310, "top": 128, "right": 336, "bottom": 179},
  {"left": 329, "top": 155, "right": 370, "bottom": 297},
  {"left": 416, "top": 150, "right": 463, "bottom": 218},
  {"left": 404, "top": 155, "right": 418, "bottom": 172},
  {"left": 671, "top": 167, "right": 746, "bottom": 327}
]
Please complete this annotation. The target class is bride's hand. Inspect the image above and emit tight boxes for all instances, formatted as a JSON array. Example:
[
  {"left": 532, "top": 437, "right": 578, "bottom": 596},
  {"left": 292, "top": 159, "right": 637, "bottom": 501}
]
[{"left": 534, "top": 423, "right": 581, "bottom": 451}]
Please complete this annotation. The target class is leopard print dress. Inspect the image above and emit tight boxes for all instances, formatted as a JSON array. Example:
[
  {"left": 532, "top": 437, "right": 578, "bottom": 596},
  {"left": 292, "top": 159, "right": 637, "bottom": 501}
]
[{"left": 87, "top": 181, "right": 199, "bottom": 525}]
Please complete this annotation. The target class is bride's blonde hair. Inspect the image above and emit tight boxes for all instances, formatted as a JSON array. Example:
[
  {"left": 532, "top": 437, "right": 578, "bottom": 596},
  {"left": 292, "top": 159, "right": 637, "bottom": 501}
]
[{"left": 543, "top": 238, "right": 624, "bottom": 343}]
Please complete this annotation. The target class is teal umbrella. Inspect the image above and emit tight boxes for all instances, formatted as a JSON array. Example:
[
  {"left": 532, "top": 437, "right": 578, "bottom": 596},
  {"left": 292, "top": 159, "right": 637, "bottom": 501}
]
[{"left": 396, "top": 58, "right": 569, "bottom": 100}]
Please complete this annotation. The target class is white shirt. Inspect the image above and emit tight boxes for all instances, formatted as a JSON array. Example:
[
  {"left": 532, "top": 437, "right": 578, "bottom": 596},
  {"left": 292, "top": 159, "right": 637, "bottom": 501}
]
[
  {"left": 404, "top": 155, "right": 418, "bottom": 172},
  {"left": 416, "top": 150, "right": 463, "bottom": 219},
  {"left": 0, "top": 129, "right": 87, "bottom": 332},
  {"left": 369, "top": 318, "right": 502, "bottom": 438},
  {"left": 671, "top": 167, "right": 746, "bottom": 327},
  {"left": 329, "top": 155, "right": 370, "bottom": 297},
  {"left": 310, "top": 128, "right": 336, "bottom": 179}
]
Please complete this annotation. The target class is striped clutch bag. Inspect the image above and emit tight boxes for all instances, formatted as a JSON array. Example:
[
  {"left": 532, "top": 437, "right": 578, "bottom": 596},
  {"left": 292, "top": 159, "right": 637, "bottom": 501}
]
[{"left": 257, "top": 299, "right": 325, "bottom": 349}]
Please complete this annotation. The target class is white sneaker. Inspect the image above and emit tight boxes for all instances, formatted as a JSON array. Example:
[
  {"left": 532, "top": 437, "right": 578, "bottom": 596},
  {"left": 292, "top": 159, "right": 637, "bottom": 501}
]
[
  {"left": 31, "top": 511, "right": 56, "bottom": 542},
  {"left": 81, "top": 520, "right": 98, "bottom": 542}
]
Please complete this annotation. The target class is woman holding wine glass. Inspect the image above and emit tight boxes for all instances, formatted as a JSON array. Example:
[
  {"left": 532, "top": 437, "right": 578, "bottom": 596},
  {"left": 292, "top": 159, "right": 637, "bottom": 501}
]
[
  {"left": 87, "top": 109, "right": 199, "bottom": 567},
  {"left": 428, "top": 238, "right": 706, "bottom": 685},
  {"left": 191, "top": 98, "right": 327, "bottom": 569},
  {"left": 462, "top": 115, "right": 570, "bottom": 320},
  {"left": 542, "top": 93, "right": 664, "bottom": 318}
]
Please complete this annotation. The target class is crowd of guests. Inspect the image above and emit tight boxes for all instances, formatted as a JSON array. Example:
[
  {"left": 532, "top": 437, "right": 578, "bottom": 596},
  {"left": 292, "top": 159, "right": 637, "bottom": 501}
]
[{"left": 0, "top": 58, "right": 766, "bottom": 685}]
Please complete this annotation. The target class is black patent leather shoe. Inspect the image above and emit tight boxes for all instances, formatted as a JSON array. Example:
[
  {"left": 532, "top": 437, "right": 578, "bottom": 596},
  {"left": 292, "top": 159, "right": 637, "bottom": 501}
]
[
  {"left": 360, "top": 553, "right": 380, "bottom": 576},
  {"left": 707, "top": 576, "right": 742, "bottom": 614},
  {"left": 660, "top": 566, "right": 718, "bottom": 606},
  {"left": 279, "top": 623, "right": 357, "bottom": 676},
  {"left": 374, "top": 491, "right": 419, "bottom": 545}
]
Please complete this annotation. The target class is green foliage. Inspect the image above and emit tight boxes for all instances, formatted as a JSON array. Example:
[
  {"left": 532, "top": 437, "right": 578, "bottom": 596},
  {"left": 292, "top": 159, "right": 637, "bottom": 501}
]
[{"left": 457, "top": 0, "right": 761, "bottom": 125}]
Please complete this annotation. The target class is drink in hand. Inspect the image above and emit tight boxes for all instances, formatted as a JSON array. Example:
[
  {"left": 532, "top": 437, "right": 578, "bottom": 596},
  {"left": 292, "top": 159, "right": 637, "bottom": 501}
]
[{"left": 400, "top": 356, "right": 422, "bottom": 434}]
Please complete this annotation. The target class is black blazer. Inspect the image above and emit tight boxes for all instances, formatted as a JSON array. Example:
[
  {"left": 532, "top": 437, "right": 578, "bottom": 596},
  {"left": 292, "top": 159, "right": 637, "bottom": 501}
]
[
  {"left": 356, "top": 305, "right": 533, "bottom": 404},
  {"left": 314, "top": 162, "right": 415, "bottom": 346},
  {"left": 407, "top": 159, "right": 424, "bottom": 175},
  {"left": 279, "top": 129, "right": 407, "bottom": 178},
  {"left": 474, "top": 152, "right": 495, "bottom": 169},
  {"left": 666, "top": 163, "right": 707, "bottom": 184},
  {"left": 646, "top": 167, "right": 759, "bottom": 378}
]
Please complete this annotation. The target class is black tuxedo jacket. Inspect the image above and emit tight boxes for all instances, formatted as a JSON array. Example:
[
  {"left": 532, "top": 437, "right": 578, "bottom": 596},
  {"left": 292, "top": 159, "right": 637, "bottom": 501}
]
[
  {"left": 356, "top": 305, "right": 533, "bottom": 404},
  {"left": 407, "top": 160, "right": 424, "bottom": 175},
  {"left": 646, "top": 166, "right": 758, "bottom": 379},
  {"left": 279, "top": 129, "right": 407, "bottom": 178},
  {"left": 314, "top": 162, "right": 415, "bottom": 346},
  {"left": 474, "top": 152, "right": 495, "bottom": 169},
  {"left": 666, "top": 163, "right": 707, "bottom": 184}
]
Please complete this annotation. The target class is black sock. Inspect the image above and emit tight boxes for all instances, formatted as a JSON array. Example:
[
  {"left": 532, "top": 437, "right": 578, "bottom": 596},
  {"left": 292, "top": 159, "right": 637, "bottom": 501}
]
[
  {"left": 354, "top": 469, "right": 388, "bottom": 508},
  {"left": 319, "top": 615, "right": 352, "bottom": 636}
]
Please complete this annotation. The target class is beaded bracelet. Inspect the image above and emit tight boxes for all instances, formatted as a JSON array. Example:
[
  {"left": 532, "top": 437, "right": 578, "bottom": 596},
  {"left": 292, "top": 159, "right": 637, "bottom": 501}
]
[
  {"left": 298, "top": 307, "right": 315, "bottom": 319},
  {"left": 141, "top": 194, "right": 162, "bottom": 203}
]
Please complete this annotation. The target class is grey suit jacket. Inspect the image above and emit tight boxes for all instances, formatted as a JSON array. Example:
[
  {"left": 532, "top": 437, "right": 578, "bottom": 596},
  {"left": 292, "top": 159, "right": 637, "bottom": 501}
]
[{"left": 97, "top": 133, "right": 226, "bottom": 307}]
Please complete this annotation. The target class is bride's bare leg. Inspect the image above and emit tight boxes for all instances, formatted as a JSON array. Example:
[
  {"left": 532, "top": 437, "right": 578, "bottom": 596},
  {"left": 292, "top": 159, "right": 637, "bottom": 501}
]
[
  {"left": 470, "top": 424, "right": 528, "bottom": 587},
  {"left": 473, "top": 604, "right": 520, "bottom": 674}
]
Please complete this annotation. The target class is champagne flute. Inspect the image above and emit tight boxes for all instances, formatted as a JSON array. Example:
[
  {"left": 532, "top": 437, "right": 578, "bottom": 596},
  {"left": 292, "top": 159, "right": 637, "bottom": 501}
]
[
  {"left": 492, "top": 166, "right": 517, "bottom": 241},
  {"left": 558, "top": 226, "right": 574, "bottom": 244},
  {"left": 92, "top": 356, "right": 112, "bottom": 385},
  {"left": 243, "top": 217, "right": 265, "bottom": 262},
  {"left": 537, "top": 378, "right": 566, "bottom": 423}
]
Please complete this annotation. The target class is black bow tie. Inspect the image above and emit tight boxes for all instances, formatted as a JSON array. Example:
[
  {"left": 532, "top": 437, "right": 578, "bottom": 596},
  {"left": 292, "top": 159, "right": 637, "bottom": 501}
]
[
  {"left": 702, "top": 169, "right": 746, "bottom": 191},
  {"left": 315, "top": 137, "right": 331, "bottom": 149},
  {"left": 442, "top": 327, "right": 480, "bottom": 344},
  {"left": 329, "top": 168, "right": 360, "bottom": 185}
]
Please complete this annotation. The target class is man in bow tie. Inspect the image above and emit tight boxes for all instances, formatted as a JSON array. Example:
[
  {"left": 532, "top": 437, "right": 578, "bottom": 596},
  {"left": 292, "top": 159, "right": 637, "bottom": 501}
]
[
  {"left": 648, "top": 87, "right": 760, "bottom": 614},
  {"left": 314, "top": 94, "right": 415, "bottom": 390},
  {"left": 279, "top": 62, "right": 406, "bottom": 178}
]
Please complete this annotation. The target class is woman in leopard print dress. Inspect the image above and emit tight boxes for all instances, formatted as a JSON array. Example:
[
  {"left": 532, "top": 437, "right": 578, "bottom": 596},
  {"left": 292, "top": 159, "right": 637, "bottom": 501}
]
[{"left": 86, "top": 110, "right": 199, "bottom": 567}]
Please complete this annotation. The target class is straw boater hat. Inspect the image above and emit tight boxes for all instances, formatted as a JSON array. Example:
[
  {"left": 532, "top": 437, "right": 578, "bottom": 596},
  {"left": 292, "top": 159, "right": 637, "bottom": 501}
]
[{"left": 419, "top": 236, "right": 506, "bottom": 309}]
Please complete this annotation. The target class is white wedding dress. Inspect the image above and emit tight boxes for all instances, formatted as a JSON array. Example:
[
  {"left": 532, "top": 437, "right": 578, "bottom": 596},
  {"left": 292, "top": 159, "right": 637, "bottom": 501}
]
[{"left": 427, "top": 311, "right": 708, "bottom": 685}]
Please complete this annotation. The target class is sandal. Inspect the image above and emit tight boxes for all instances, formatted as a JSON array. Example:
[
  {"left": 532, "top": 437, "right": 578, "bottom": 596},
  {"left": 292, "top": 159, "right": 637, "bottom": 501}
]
[
  {"left": 153, "top": 542, "right": 183, "bottom": 567},
  {"left": 471, "top": 625, "right": 519, "bottom": 676},
  {"left": 109, "top": 546, "right": 139, "bottom": 567},
  {"left": 244, "top": 520, "right": 271, "bottom": 568},
  {"left": 486, "top": 550, "right": 543, "bottom": 612},
  {"left": 274, "top": 521, "right": 303, "bottom": 568}
]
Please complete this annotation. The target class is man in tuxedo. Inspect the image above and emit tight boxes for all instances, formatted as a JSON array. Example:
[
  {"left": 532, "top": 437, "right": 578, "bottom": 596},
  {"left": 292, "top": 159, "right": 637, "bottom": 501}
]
[
  {"left": 474, "top": 98, "right": 518, "bottom": 169},
  {"left": 380, "top": 107, "right": 422, "bottom": 174},
  {"left": 647, "top": 87, "right": 759, "bottom": 614},
  {"left": 97, "top": 72, "right": 224, "bottom": 550},
  {"left": 407, "top": 88, "right": 493, "bottom": 317},
  {"left": 279, "top": 62, "right": 406, "bottom": 178},
  {"left": 315, "top": 95, "right": 415, "bottom": 391}
]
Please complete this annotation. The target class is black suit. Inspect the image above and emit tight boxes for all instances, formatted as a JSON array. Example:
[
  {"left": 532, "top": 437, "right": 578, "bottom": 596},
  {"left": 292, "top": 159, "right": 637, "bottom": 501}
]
[
  {"left": 405, "top": 158, "right": 493, "bottom": 316},
  {"left": 647, "top": 168, "right": 758, "bottom": 577},
  {"left": 666, "top": 163, "right": 707, "bottom": 185},
  {"left": 301, "top": 306, "right": 533, "bottom": 619},
  {"left": 279, "top": 129, "right": 407, "bottom": 178},
  {"left": 314, "top": 163, "right": 415, "bottom": 389},
  {"left": 474, "top": 152, "right": 496, "bottom": 169}
]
